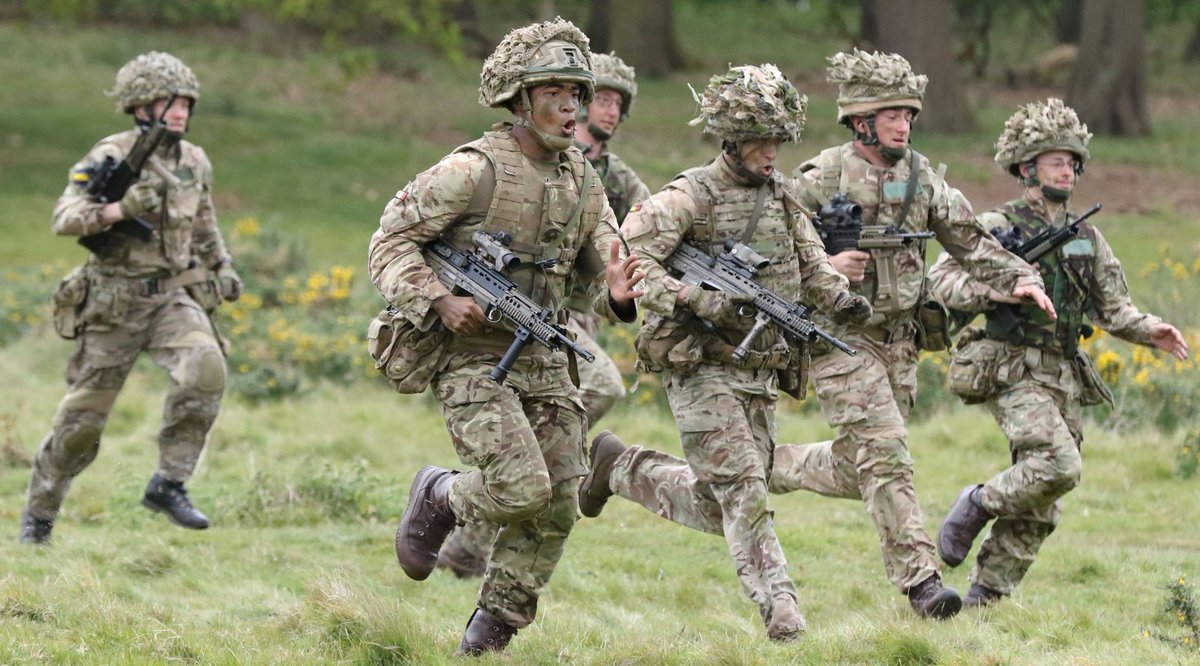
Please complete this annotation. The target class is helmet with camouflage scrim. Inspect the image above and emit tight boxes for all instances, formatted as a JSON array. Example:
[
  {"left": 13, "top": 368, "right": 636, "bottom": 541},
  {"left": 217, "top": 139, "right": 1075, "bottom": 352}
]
[
  {"left": 994, "top": 98, "right": 1091, "bottom": 178},
  {"left": 478, "top": 17, "right": 594, "bottom": 110},
  {"left": 826, "top": 48, "right": 926, "bottom": 126},
  {"left": 687, "top": 64, "right": 807, "bottom": 143},
  {"left": 108, "top": 51, "right": 200, "bottom": 114},
  {"left": 592, "top": 52, "right": 637, "bottom": 118}
]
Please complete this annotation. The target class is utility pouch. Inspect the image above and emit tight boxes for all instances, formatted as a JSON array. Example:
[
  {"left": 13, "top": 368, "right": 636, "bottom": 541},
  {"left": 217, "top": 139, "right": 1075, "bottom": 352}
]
[
  {"left": 634, "top": 315, "right": 691, "bottom": 373},
  {"left": 52, "top": 266, "right": 90, "bottom": 339},
  {"left": 367, "top": 307, "right": 449, "bottom": 394},
  {"left": 1074, "top": 348, "right": 1115, "bottom": 407},
  {"left": 916, "top": 299, "right": 952, "bottom": 352},
  {"left": 186, "top": 271, "right": 224, "bottom": 314},
  {"left": 78, "top": 277, "right": 131, "bottom": 331},
  {"left": 776, "top": 343, "right": 810, "bottom": 400},
  {"left": 947, "top": 331, "right": 1021, "bottom": 404}
]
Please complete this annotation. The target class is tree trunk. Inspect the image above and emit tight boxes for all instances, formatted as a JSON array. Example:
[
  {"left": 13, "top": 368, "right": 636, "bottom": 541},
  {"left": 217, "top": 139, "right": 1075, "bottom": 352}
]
[
  {"left": 1066, "top": 0, "right": 1149, "bottom": 136},
  {"left": 1056, "top": 0, "right": 1083, "bottom": 43},
  {"left": 596, "top": 0, "right": 685, "bottom": 77},
  {"left": 1186, "top": 13, "right": 1200, "bottom": 62},
  {"left": 859, "top": 0, "right": 878, "bottom": 48},
  {"left": 872, "top": 0, "right": 975, "bottom": 134}
]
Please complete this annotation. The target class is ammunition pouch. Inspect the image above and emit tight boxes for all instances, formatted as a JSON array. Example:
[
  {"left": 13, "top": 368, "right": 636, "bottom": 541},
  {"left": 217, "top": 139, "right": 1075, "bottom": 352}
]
[
  {"left": 52, "top": 266, "right": 90, "bottom": 340},
  {"left": 915, "top": 299, "right": 952, "bottom": 352},
  {"left": 776, "top": 344, "right": 810, "bottom": 400},
  {"left": 635, "top": 314, "right": 798, "bottom": 383},
  {"left": 1073, "top": 348, "right": 1115, "bottom": 408},
  {"left": 186, "top": 271, "right": 224, "bottom": 314},
  {"left": 78, "top": 273, "right": 133, "bottom": 332},
  {"left": 947, "top": 328, "right": 1024, "bottom": 404},
  {"left": 367, "top": 306, "right": 450, "bottom": 394}
]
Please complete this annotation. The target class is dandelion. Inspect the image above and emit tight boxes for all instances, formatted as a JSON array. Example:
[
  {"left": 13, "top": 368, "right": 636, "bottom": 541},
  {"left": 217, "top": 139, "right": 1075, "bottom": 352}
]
[
  {"left": 1133, "top": 368, "right": 1150, "bottom": 387},
  {"left": 234, "top": 216, "right": 261, "bottom": 238}
]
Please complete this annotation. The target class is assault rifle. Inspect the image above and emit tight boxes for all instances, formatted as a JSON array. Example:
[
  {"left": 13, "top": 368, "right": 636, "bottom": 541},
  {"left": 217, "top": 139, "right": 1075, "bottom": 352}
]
[
  {"left": 665, "top": 239, "right": 856, "bottom": 358},
  {"left": 424, "top": 230, "right": 595, "bottom": 383},
  {"left": 814, "top": 193, "right": 936, "bottom": 255},
  {"left": 990, "top": 203, "right": 1103, "bottom": 264},
  {"left": 75, "top": 96, "right": 179, "bottom": 254}
]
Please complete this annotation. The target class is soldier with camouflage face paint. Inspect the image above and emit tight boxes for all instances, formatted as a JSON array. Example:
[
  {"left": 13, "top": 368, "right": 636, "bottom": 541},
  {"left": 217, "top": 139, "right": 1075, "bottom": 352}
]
[
  {"left": 434, "top": 52, "right": 651, "bottom": 581},
  {"left": 577, "top": 64, "right": 871, "bottom": 642},
  {"left": 20, "top": 51, "right": 240, "bottom": 545},
  {"left": 371, "top": 18, "right": 643, "bottom": 655},
  {"left": 929, "top": 99, "right": 1189, "bottom": 608}
]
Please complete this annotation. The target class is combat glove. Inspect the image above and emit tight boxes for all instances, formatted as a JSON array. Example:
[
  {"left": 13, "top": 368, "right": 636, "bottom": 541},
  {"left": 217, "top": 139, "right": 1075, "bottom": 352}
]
[
  {"left": 118, "top": 181, "right": 162, "bottom": 221},
  {"left": 831, "top": 292, "right": 872, "bottom": 325},
  {"left": 686, "top": 288, "right": 752, "bottom": 327},
  {"left": 215, "top": 262, "right": 243, "bottom": 302}
]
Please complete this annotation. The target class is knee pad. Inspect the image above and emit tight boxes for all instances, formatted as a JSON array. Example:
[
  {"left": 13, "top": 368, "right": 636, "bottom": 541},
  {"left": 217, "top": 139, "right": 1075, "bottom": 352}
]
[
  {"left": 57, "top": 425, "right": 101, "bottom": 466},
  {"left": 188, "top": 348, "right": 227, "bottom": 393},
  {"left": 1049, "top": 445, "right": 1082, "bottom": 492}
]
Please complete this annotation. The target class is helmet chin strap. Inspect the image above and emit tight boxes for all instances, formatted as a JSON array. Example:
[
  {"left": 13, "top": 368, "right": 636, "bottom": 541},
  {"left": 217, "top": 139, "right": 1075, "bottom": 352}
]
[
  {"left": 1020, "top": 160, "right": 1073, "bottom": 203},
  {"left": 854, "top": 114, "right": 907, "bottom": 164},
  {"left": 515, "top": 88, "right": 574, "bottom": 153},
  {"left": 722, "top": 140, "right": 768, "bottom": 187}
]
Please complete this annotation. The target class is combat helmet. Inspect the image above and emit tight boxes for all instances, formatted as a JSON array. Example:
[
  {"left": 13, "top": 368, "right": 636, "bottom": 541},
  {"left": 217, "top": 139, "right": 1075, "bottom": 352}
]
[
  {"left": 688, "top": 63, "right": 807, "bottom": 144},
  {"left": 826, "top": 48, "right": 926, "bottom": 126},
  {"left": 994, "top": 98, "right": 1091, "bottom": 179},
  {"left": 478, "top": 17, "right": 594, "bottom": 110},
  {"left": 592, "top": 52, "right": 637, "bottom": 119},
  {"left": 109, "top": 51, "right": 200, "bottom": 114}
]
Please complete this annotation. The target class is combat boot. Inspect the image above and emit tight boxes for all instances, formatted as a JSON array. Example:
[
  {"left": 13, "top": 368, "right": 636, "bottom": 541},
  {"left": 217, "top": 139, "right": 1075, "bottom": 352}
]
[
  {"left": 578, "top": 430, "right": 626, "bottom": 518},
  {"left": 765, "top": 594, "right": 807, "bottom": 642},
  {"left": 938, "top": 484, "right": 993, "bottom": 566},
  {"left": 394, "top": 465, "right": 457, "bottom": 581},
  {"left": 19, "top": 512, "right": 53, "bottom": 545},
  {"left": 142, "top": 474, "right": 210, "bottom": 529},
  {"left": 456, "top": 607, "right": 517, "bottom": 656},
  {"left": 964, "top": 583, "right": 1003, "bottom": 608},
  {"left": 907, "top": 574, "right": 962, "bottom": 620},
  {"left": 436, "top": 530, "right": 487, "bottom": 579}
]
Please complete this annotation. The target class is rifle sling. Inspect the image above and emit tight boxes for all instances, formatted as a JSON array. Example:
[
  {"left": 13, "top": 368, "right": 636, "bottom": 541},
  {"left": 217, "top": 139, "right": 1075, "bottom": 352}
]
[{"left": 739, "top": 181, "right": 771, "bottom": 246}]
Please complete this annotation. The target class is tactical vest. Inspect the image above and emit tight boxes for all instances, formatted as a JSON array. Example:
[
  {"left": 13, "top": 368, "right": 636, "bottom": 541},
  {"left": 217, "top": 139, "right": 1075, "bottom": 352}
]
[
  {"left": 983, "top": 199, "right": 1098, "bottom": 354},
  {"left": 450, "top": 126, "right": 597, "bottom": 309},
  {"left": 809, "top": 144, "right": 938, "bottom": 317}
]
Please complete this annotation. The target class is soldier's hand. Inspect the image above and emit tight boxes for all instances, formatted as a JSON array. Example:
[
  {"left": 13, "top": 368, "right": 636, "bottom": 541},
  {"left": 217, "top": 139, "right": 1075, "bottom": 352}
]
[
  {"left": 1149, "top": 323, "right": 1189, "bottom": 361},
  {"left": 829, "top": 249, "right": 870, "bottom": 283},
  {"left": 684, "top": 287, "right": 752, "bottom": 326},
  {"left": 216, "top": 264, "right": 243, "bottom": 302},
  {"left": 1012, "top": 284, "right": 1056, "bottom": 320},
  {"left": 118, "top": 182, "right": 162, "bottom": 222},
  {"left": 831, "top": 292, "right": 872, "bottom": 325},
  {"left": 605, "top": 239, "right": 644, "bottom": 306},
  {"left": 433, "top": 295, "right": 486, "bottom": 336}
]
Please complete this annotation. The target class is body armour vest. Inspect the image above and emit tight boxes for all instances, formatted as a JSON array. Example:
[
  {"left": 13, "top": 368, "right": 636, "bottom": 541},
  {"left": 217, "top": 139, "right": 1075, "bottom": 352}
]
[
  {"left": 984, "top": 198, "right": 1098, "bottom": 354},
  {"left": 450, "top": 126, "right": 597, "bottom": 309}
]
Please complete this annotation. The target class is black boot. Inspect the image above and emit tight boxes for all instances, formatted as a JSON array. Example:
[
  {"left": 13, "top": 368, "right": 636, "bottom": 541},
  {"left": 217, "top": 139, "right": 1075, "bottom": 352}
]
[
  {"left": 394, "top": 465, "right": 456, "bottom": 581},
  {"left": 907, "top": 574, "right": 963, "bottom": 620},
  {"left": 964, "top": 583, "right": 1004, "bottom": 608},
  {"left": 435, "top": 529, "right": 487, "bottom": 579},
  {"left": 19, "top": 512, "right": 53, "bottom": 545},
  {"left": 456, "top": 607, "right": 517, "bottom": 656},
  {"left": 142, "top": 474, "right": 210, "bottom": 529},
  {"left": 578, "top": 431, "right": 626, "bottom": 518},
  {"left": 937, "top": 484, "right": 993, "bottom": 567}
]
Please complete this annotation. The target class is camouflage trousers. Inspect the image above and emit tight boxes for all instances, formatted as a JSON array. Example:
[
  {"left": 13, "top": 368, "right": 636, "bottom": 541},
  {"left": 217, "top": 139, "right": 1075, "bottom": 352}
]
[
  {"left": 608, "top": 364, "right": 798, "bottom": 622},
  {"left": 972, "top": 349, "right": 1084, "bottom": 595},
  {"left": 25, "top": 290, "right": 225, "bottom": 522},
  {"left": 433, "top": 348, "right": 588, "bottom": 629},
  {"left": 438, "top": 307, "right": 625, "bottom": 570},
  {"left": 769, "top": 332, "right": 938, "bottom": 592}
]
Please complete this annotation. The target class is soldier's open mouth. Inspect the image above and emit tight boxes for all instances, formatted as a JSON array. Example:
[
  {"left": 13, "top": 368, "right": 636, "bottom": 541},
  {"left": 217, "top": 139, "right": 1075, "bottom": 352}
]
[{"left": 562, "top": 119, "right": 576, "bottom": 135}]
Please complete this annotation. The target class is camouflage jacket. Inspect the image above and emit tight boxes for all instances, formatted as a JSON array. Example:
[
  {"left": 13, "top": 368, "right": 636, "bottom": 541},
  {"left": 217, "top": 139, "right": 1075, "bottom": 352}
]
[
  {"left": 54, "top": 129, "right": 228, "bottom": 277},
  {"left": 795, "top": 143, "right": 1042, "bottom": 333},
  {"left": 928, "top": 193, "right": 1162, "bottom": 352},
  {"left": 369, "top": 123, "right": 633, "bottom": 333},
  {"left": 591, "top": 146, "right": 652, "bottom": 224}
]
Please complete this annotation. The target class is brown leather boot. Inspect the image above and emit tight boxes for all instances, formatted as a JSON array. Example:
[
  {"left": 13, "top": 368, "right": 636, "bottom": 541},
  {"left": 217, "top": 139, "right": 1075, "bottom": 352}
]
[
  {"left": 964, "top": 583, "right": 1004, "bottom": 608},
  {"left": 907, "top": 574, "right": 963, "bottom": 620},
  {"left": 765, "top": 594, "right": 807, "bottom": 642},
  {"left": 394, "top": 466, "right": 456, "bottom": 581},
  {"left": 456, "top": 607, "right": 517, "bottom": 656},
  {"left": 435, "top": 528, "right": 487, "bottom": 579},
  {"left": 937, "top": 484, "right": 993, "bottom": 567},
  {"left": 578, "top": 431, "right": 626, "bottom": 518}
]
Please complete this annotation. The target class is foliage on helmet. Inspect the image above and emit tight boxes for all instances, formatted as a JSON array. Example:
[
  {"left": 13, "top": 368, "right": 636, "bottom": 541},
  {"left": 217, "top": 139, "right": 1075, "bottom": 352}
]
[
  {"left": 592, "top": 52, "right": 637, "bottom": 118},
  {"left": 826, "top": 48, "right": 926, "bottom": 124},
  {"left": 994, "top": 98, "right": 1092, "bottom": 176},
  {"left": 108, "top": 51, "right": 200, "bottom": 114},
  {"left": 478, "top": 17, "right": 594, "bottom": 110},
  {"left": 687, "top": 64, "right": 806, "bottom": 143}
]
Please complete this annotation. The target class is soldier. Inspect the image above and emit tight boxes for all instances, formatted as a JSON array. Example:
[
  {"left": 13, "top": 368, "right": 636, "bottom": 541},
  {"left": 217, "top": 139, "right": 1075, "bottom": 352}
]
[
  {"left": 930, "top": 98, "right": 1189, "bottom": 608},
  {"left": 370, "top": 18, "right": 643, "bottom": 656},
  {"left": 20, "top": 51, "right": 240, "bottom": 544},
  {"left": 579, "top": 64, "right": 872, "bottom": 641},
  {"left": 434, "top": 51, "right": 651, "bottom": 580},
  {"left": 579, "top": 50, "right": 1058, "bottom": 621}
]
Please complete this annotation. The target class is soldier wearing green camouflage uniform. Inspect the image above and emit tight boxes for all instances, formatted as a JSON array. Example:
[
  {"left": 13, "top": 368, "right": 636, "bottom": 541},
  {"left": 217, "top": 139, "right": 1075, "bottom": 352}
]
[
  {"left": 580, "top": 51, "right": 1058, "bottom": 621},
  {"left": 435, "top": 52, "right": 651, "bottom": 580},
  {"left": 373, "top": 19, "right": 643, "bottom": 656},
  {"left": 931, "top": 99, "right": 1189, "bottom": 608},
  {"left": 20, "top": 52, "right": 241, "bottom": 545},
  {"left": 579, "top": 64, "right": 873, "bottom": 642}
]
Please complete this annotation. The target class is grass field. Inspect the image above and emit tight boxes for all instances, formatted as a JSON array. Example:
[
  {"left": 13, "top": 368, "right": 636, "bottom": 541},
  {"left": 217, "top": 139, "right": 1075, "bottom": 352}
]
[{"left": 1, "top": 11, "right": 1198, "bottom": 664}]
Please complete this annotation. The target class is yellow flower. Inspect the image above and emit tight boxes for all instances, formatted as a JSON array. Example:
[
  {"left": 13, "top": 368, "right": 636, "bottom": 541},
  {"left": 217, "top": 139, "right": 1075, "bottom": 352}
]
[
  {"left": 239, "top": 364, "right": 249, "bottom": 373},
  {"left": 306, "top": 272, "right": 330, "bottom": 290},
  {"left": 1172, "top": 262, "right": 1190, "bottom": 280},
  {"left": 1133, "top": 368, "right": 1150, "bottom": 386},
  {"left": 234, "top": 216, "right": 261, "bottom": 237},
  {"left": 1096, "top": 350, "right": 1123, "bottom": 384}
]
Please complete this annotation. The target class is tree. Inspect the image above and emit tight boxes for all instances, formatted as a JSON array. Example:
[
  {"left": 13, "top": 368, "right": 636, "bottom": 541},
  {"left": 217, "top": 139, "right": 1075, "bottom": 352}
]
[
  {"left": 871, "top": 0, "right": 975, "bottom": 134},
  {"left": 1056, "top": 0, "right": 1083, "bottom": 43},
  {"left": 586, "top": 0, "right": 685, "bottom": 77},
  {"left": 1066, "top": 0, "right": 1150, "bottom": 136}
]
